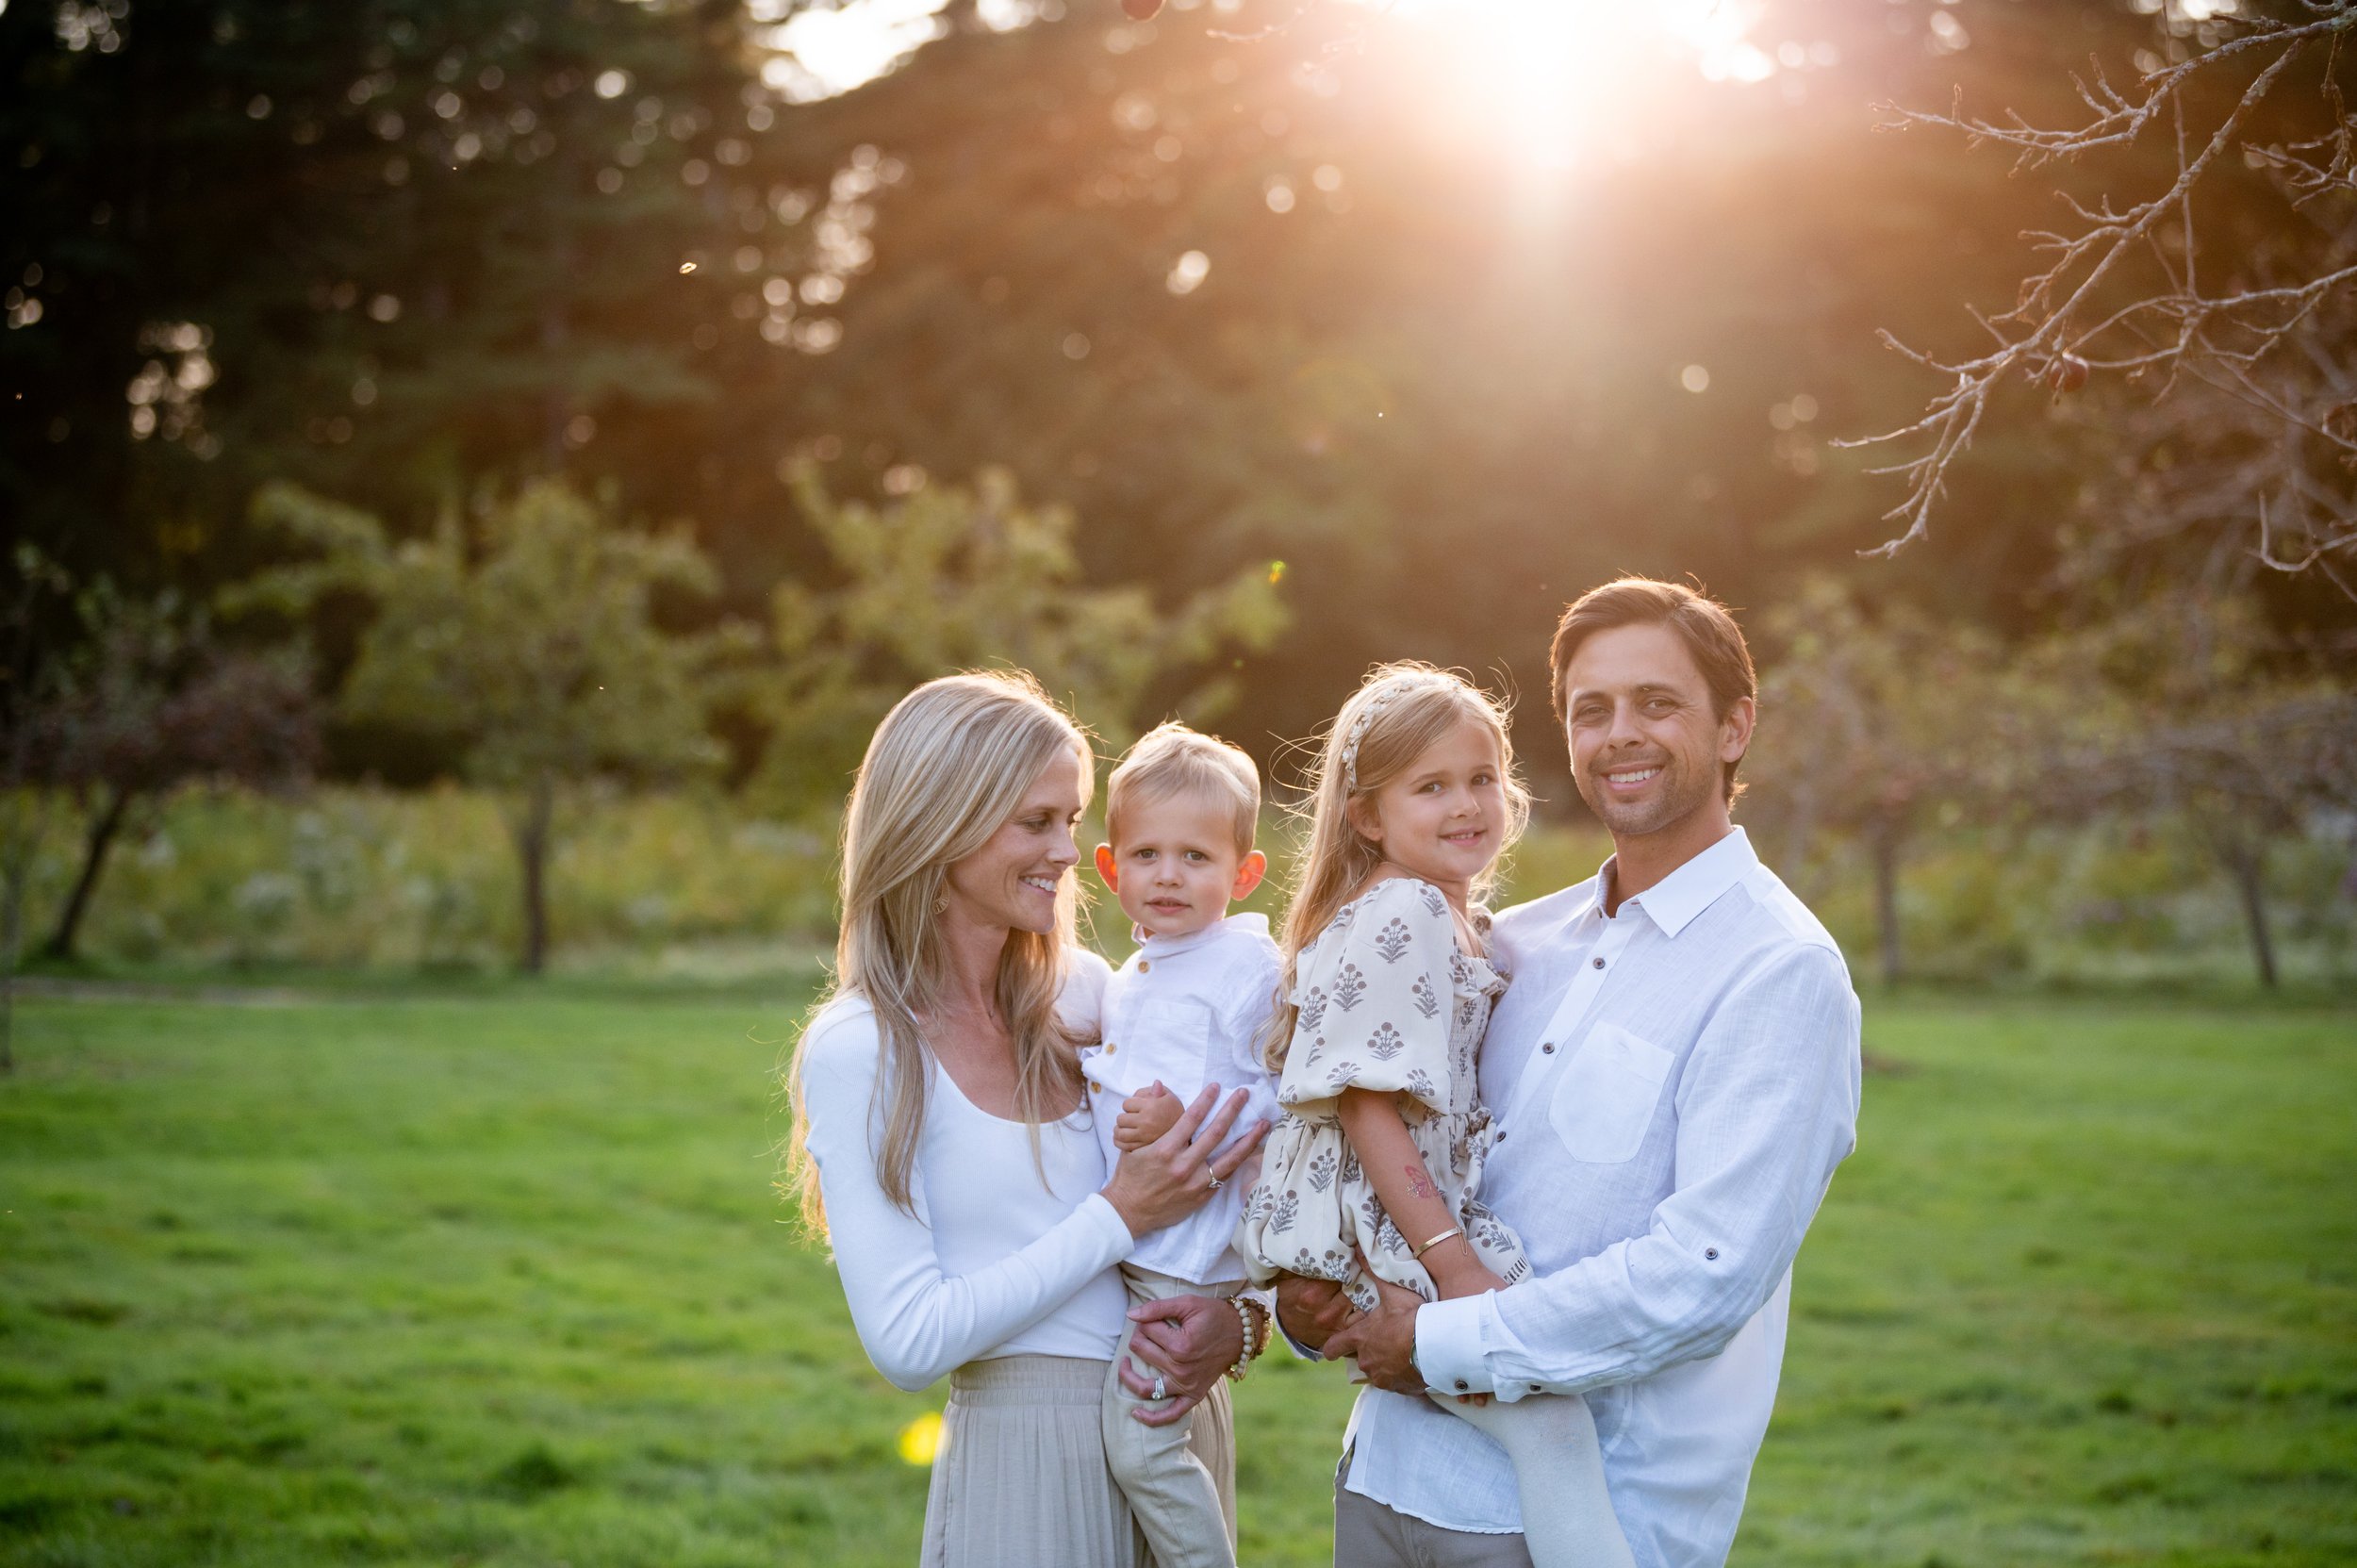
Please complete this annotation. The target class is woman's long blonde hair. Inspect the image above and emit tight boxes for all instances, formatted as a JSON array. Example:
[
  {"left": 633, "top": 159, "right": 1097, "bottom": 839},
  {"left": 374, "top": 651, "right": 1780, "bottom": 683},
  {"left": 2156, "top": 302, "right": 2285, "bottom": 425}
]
[
  {"left": 1261, "top": 663, "right": 1530, "bottom": 1071},
  {"left": 784, "top": 669, "right": 1093, "bottom": 1236}
]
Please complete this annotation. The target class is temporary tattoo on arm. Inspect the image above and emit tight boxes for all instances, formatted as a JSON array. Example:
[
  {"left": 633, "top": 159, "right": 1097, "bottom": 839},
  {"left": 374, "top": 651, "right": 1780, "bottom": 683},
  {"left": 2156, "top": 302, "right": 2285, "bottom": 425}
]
[{"left": 1405, "top": 1163, "right": 1439, "bottom": 1202}]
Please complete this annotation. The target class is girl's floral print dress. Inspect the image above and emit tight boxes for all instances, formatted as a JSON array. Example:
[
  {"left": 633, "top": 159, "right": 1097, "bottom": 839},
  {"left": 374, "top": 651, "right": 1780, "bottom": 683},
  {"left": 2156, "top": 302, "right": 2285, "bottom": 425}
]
[{"left": 1235, "top": 877, "right": 1532, "bottom": 1312}]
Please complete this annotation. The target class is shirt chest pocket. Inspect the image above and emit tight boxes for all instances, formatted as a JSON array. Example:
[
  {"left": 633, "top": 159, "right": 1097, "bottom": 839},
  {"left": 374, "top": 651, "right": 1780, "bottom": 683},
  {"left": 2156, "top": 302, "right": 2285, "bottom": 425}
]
[
  {"left": 1094, "top": 999, "right": 1215, "bottom": 1098},
  {"left": 1547, "top": 1023, "right": 1673, "bottom": 1164}
]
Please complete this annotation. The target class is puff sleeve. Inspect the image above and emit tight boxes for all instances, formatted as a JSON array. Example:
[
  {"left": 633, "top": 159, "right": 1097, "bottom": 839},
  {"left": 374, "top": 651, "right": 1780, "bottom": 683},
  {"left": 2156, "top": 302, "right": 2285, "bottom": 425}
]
[{"left": 1276, "top": 878, "right": 1463, "bottom": 1121}]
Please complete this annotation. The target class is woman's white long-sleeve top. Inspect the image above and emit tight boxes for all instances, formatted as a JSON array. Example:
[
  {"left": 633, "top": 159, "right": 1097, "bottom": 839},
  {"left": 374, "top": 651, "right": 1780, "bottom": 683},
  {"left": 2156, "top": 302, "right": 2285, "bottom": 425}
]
[{"left": 798, "top": 954, "right": 1138, "bottom": 1392}]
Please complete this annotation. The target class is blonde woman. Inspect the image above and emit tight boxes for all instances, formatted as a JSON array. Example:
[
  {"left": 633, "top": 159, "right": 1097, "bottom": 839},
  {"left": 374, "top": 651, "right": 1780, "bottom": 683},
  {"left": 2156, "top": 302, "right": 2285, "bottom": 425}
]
[{"left": 786, "top": 670, "right": 1271, "bottom": 1567}]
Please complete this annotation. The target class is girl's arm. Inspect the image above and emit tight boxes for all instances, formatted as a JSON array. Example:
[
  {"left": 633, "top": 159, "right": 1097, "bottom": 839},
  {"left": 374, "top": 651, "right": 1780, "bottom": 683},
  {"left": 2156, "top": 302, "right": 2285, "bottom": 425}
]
[{"left": 1337, "top": 1088, "right": 1507, "bottom": 1301}]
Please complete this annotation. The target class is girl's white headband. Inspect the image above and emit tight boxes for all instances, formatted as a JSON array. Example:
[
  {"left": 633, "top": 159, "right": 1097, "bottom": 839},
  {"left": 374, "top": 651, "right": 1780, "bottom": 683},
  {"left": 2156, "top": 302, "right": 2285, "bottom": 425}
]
[{"left": 1340, "top": 674, "right": 1451, "bottom": 790}]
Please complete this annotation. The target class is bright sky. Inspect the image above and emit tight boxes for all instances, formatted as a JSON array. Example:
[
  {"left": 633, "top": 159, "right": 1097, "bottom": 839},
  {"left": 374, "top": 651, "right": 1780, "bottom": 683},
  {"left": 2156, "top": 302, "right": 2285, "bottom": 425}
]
[
  {"left": 759, "top": 0, "right": 1048, "bottom": 101},
  {"left": 1401, "top": 0, "right": 1778, "bottom": 173},
  {"left": 761, "top": 0, "right": 1777, "bottom": 104}
]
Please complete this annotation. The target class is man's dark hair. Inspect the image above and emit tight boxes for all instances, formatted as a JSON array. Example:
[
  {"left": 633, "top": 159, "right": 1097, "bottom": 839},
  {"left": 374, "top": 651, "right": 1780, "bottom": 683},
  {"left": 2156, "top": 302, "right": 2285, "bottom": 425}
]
[{"left": 1548, "top": 577, "right": 1757, "bottom": 803}]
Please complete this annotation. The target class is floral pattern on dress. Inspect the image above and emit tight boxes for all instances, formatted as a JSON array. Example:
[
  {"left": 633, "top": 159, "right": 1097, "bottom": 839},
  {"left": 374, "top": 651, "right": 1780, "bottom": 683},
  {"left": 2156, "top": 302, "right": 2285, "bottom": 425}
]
[{"left": 1233, "top": 877, "right": 1531, "bottom": 1312}]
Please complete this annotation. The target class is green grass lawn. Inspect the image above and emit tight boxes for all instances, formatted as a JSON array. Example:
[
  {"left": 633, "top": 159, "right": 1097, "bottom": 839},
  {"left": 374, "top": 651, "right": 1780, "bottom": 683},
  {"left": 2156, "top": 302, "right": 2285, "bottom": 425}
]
[{"left": 1, "top": 986, "right": 2351, "bottom": 1567}]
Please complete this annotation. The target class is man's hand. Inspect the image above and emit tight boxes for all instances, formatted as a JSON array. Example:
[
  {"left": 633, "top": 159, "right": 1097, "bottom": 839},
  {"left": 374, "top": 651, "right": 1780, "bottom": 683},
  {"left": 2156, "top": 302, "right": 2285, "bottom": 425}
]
[
  {"left": 1322, "top": 1277, "right": 1427, "bottom": 1395},
  {"left": 1274, "top": 1275, "right": 1356, "bottom": 1356},
  {"left": 1113, "top": 1081, "right": 1184, "bottom": 1153},
  {"left": 1116, "top": 1293, "right": 1244, "bottom": 1426}
]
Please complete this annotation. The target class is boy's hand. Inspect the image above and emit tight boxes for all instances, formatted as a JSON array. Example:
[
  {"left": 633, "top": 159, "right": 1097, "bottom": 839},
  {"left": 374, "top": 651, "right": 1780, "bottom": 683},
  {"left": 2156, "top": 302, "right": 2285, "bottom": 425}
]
[
  {"left": 1322, "top": 1277, "right": 1427, "bottom": 1396},
  {"left": 1275, "top": 1275, "right": 1355, "bottom": 1355},
  {"left": 1113, "top": 1081, "right": 1187, "bottom": 1152}
]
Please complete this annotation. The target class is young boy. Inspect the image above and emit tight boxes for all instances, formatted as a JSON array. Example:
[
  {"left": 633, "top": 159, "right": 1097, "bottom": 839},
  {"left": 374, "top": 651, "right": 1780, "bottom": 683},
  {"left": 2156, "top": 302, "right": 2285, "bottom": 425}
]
[{"left": 1085, "top": 722, "right": 1283, "bottom": 1568}]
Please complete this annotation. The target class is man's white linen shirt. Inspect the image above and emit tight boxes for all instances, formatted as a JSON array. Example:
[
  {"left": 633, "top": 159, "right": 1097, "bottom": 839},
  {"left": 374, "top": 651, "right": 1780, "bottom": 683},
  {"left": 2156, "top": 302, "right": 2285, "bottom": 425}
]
[
  {"left": 1342, "top": 828, "right": 1863, "bottom": 1568},
  {"left": 1080, "top": 913, "right": 1283, "bottom": 1285}
]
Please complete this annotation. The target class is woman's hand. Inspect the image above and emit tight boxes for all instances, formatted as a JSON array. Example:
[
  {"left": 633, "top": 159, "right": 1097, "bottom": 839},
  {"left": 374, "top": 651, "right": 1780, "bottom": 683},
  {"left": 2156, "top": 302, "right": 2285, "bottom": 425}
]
[
  {"left": 1116, "top": 1293, "right": 1245, "bottom": 1425},
  {"left": 1098, "top": 1083, "right": 1268, "bottom": 1239}
]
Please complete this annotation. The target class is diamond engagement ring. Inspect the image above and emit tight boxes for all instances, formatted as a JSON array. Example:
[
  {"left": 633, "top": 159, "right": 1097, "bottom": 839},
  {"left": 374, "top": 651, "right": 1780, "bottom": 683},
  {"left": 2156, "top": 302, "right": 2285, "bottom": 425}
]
[
  {"left": 1207, "top": 1173, "right": 1224, "bottom": 1191},
  {"left": 1150, "top": 1374, "right": 1167, "bottom": 1401}
]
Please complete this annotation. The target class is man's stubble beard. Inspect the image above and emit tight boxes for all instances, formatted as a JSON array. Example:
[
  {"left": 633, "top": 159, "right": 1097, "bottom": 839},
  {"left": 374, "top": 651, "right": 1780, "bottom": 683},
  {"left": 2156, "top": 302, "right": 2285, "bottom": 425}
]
[{"left": 1574, "top": 755, "right": 1722, "bottom": 841}]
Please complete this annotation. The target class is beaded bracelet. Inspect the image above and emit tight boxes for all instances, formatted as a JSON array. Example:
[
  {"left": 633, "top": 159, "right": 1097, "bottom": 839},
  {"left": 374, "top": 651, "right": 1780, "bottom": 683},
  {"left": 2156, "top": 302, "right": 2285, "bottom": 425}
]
[{"left": 1223, "top": 1296, "right": 1266, "bottom": 1382}]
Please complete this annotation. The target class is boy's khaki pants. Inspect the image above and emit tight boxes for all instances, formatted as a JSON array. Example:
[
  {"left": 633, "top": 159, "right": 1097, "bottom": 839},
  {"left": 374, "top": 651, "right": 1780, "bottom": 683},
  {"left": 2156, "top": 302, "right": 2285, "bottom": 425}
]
[{"left": 1103, "top": 1266, "right": 1241, "bottom": 1568}]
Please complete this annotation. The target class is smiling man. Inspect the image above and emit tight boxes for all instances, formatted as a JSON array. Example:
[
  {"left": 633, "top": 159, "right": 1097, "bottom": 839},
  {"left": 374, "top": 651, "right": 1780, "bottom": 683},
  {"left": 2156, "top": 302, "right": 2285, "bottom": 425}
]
[{"left": 1292, "top": 577, "right": 1865, "bottom": 1568}]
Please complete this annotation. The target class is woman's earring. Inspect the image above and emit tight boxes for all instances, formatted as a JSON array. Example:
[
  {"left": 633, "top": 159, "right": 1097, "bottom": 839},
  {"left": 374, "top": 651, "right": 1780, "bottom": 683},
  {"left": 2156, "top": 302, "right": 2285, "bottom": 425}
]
[{"left": 932, "top": 894, "right": 948, "bottom": 915}]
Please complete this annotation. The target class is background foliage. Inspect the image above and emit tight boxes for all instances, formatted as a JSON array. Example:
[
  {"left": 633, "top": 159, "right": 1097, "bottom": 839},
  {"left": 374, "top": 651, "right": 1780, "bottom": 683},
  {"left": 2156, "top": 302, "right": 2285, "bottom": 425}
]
[
  {"left": 7, "top": 0, "right": 2353, "bottom": 982},
  {"left": 6, "top": 0, "right": 2356, "bottom": 992},
  {"left": 7, "top": 783, "right": 2350, "bottom": 991}
]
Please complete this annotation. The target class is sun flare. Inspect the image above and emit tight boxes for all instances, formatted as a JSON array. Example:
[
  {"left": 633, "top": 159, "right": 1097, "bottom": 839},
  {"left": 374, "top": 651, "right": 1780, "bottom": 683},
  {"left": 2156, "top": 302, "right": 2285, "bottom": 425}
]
[{"left": 1392, "top": 0, "right": 1771, "bottom": 169}]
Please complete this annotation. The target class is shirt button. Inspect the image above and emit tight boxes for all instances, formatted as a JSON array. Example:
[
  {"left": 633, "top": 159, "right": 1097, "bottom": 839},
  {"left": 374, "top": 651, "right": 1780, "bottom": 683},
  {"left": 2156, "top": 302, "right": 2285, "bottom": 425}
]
[
  {"left": 1541, "top": 1041, "right": 1556, "bottom": 1055},
  {"left": 1493, "top": 1131, "right": 1507, "bottom": 1144},
  {"left": 1105, "top": 1043, "right": 1117, "bottom": 1054},
  {"left": 1705, "top": 1247, "right": 1720, "bottom": 1261},
  {"left": 1528, "top": 1383, "right": 1543, "bottom": 1394},
  {"left": 1453, "top": 1379, "right": 1469, "bottom": 1392},
  {"left": 1591, "top": 956, "right": 1606, "bottom": 969},
  {"left": 1137, "top": 960, "right": 1150, "bottom": 972}
]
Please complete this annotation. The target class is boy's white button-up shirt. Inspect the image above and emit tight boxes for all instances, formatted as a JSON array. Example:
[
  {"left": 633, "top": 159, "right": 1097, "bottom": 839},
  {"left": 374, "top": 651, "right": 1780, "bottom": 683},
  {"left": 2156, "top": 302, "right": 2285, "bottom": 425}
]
[
  {"left": 1341, "top": 828, "right": 1863, "bottom": 1568},
  {"left": 1080, "top": 912, "right": 1284, "bottom": 1285}
]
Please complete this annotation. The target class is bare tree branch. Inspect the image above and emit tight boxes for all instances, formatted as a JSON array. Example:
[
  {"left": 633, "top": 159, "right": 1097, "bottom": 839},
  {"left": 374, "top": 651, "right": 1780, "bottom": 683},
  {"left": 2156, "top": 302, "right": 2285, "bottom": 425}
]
[{"left": 1844, "top": 4, "right": 2357, "bottom": 588}]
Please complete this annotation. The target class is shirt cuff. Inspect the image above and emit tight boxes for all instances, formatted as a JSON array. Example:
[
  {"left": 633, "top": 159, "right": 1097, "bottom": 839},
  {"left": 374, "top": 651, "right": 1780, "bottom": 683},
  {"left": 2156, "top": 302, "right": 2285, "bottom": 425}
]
[
  {"left": 1413, "top": 1294, "right": 1499, "bottom": 1396},
  {"left": 1078, "top": 1191, "right": 1140, "bottom": 1257},
  {"left": 1276, "top": 1319, "right": 1323, "bottom": 1361}
]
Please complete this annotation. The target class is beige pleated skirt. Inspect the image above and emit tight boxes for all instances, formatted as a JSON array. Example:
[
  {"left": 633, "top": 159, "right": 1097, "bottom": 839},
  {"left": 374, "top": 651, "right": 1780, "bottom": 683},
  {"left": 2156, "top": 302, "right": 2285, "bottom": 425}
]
[{"left": 919, "top": 1354, "right": 1235, "bottom": 1568}]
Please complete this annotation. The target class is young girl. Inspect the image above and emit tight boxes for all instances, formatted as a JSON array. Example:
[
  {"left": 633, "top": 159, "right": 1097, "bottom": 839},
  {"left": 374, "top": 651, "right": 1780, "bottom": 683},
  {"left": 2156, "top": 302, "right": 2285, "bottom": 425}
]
[{"left": 1235, "top": 664, "right": 1634, "bottom": 1568}]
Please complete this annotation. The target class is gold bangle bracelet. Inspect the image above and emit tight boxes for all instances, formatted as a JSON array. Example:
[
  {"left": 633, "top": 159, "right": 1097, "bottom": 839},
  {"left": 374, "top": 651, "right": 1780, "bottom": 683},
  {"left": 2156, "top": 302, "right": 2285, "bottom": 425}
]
[{"left": 1411, "top": 1226, "right": 1465, "bottom": 1261}]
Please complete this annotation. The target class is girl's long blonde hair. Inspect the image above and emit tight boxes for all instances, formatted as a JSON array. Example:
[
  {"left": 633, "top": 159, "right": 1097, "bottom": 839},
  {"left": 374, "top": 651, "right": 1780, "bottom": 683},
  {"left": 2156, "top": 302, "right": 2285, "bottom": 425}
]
[
  {"left": 784, "top": 669, "right": 1093, "bottom": 1236},
  {"left": 1261, "top": 663, "right": 1530, "bottom": 1071}
]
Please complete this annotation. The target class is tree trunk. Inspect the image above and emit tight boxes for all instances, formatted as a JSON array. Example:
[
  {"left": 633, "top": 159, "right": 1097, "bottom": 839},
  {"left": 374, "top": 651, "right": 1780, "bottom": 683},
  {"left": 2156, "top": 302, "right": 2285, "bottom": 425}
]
[
  {"left": 0, "top": 853, "right": 22, "bottom": 1076},
  {"left": 1871, "top": 817, "right": 1904, "bottom": 988},
  {"left": 513, "top": 777, "right": 555, "bottom": 975},
  {"left": 2224, "top": 836, "right": 2280, "bottom": 990},
  {"left": 41, "top": 785, "right": 130, "bottom": 963},
  {"left": 0, "top": 811, "right": 39, "bottom": 1075}
]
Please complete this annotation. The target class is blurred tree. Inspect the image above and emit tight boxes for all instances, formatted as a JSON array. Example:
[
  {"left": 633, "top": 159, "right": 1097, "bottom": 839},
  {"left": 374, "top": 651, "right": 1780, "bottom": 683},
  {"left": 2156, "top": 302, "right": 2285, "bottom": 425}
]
[
  {"left": 1751, "top": 579, "right": 2001, "bottom": 985},
  {"left": 38, "top": 594, "right": 321, "bottom": 963},
  {"left": 736, "top": 461, "right": 1286, "bottom": 807},
  {"left": 750, "top": 0, "right": 2221, "bottom": 756},
  {"left": 0, "top": 546, "right": 79, "bottom": 1072},
  {"left": 2010, "top": 596, "right": 2357, "bottom": 988},
  {"left": 10, "top": 0, "right": 2349, "bottom": 789},
  {"left": 0, "top": 0, "right": 849, "bottom": 626},
  {"left": 239, "top": 481, "right": 721, "bottom": 972}
]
